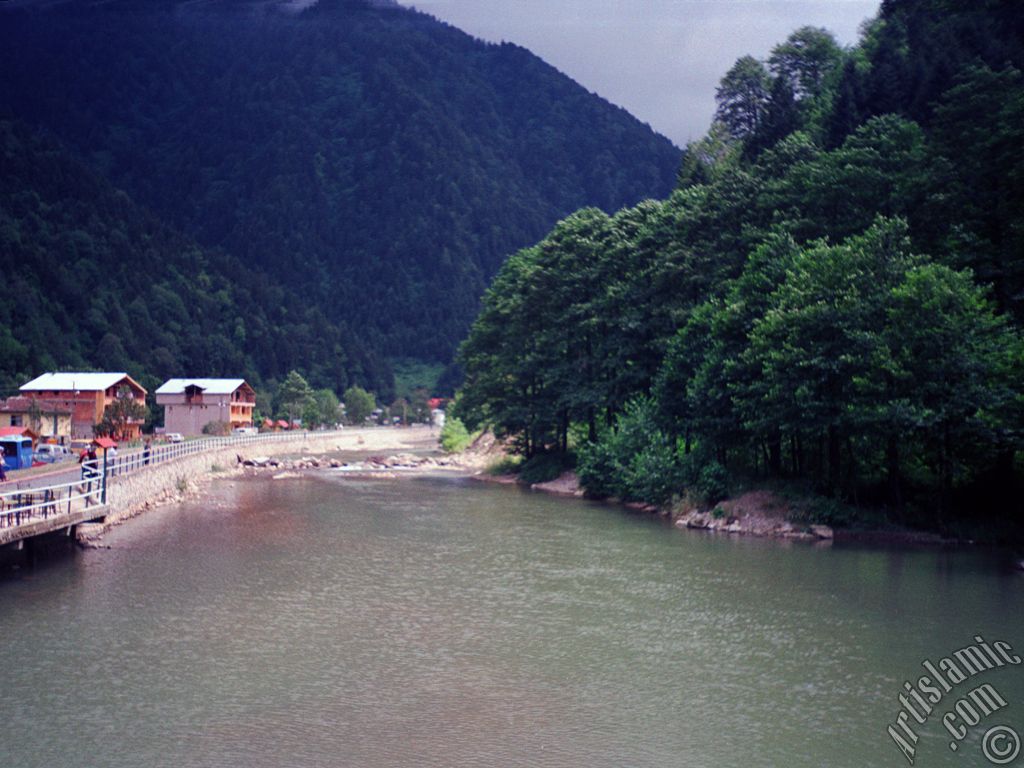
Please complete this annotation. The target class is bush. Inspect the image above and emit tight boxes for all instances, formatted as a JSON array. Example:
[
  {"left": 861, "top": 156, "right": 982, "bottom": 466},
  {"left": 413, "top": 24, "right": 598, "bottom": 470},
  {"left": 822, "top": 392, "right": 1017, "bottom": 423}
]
[
  {"left": 793, "top": 497, "right": 856, "bottom": 528},
  {"left": 202, "top": 420, "right": 231, "bottom": 436},
  {"left": 486, "top": 456, "right": 522, "bottom": 475},
  {"left": 673, "top": 448, "right": 730, "bottom": 506},
  {"left": 573, "top": 398, "right": 736, "bottom": 508},
  {"left": 624, "top": 441, "right": 683, "bottom": 506},
  {"left": 577, "top": 439, "right": 619, "bottom": 498},
  {"left": 518, "top": 452, "right": 573, "bottom": 485},
  {"left": 696, "top": 460, "right": 729, "bottom": 505},
  {"left": 440, "top": 416, "right": 472, "bottom": 453},
  {"left": 577, "top": 397, "right": 683, "bottom": 505}
]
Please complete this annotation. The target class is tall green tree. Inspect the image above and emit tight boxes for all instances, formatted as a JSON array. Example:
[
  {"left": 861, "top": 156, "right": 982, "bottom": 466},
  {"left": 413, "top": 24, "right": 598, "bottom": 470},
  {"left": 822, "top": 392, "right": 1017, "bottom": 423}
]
[
  {"left": 768, "top": 26, "right": 843, "bottom": 101},
  {"left": 310, "top": 388, "right": 341, "bottom": 429},
  {"left": 279, "top": 370, "right": 314, "bottom": 424},
  {"left": 879, "top": 263, "right": 1023, "bottom": 513},
  {"left": 714, "top": 56, "right": 771, "bottom": 140},
  {"left": 343, "top": 386, "right": 376, "bottom": 426},
  {"left": 744, "top": 219, "right": 917, "bottom": 493}
]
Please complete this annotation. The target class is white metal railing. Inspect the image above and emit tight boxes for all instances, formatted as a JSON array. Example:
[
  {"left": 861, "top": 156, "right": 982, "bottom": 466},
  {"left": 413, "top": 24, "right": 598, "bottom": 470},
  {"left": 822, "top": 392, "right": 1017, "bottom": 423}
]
[
  {"left": 0, "top": 430, "right": 344, "bottom": 531},
  {"left": 0, "top": 460, "right": 103, "bottom": 529},
  {"left": 102, "top": 430, "right": 331, "bottom": 479}
]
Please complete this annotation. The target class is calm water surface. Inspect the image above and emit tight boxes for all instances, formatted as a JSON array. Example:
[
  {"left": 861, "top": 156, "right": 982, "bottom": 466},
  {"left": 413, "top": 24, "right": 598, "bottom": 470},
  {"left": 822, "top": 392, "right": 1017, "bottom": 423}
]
[{"left": 1, "top": 474, "right": 1021, "bottom": 767}]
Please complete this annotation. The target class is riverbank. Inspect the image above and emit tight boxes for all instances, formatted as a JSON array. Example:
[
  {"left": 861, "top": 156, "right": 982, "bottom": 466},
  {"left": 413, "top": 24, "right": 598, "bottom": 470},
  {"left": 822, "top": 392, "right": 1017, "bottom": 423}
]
[
  {"left": 76, "top": 426, "right": 439, "bottom": 544},
  {"left": 78, "top": 423, "right": 969, "bottom": 552},
  {"left": 473, "top": 463, "right": 963, "bottom": 547}
]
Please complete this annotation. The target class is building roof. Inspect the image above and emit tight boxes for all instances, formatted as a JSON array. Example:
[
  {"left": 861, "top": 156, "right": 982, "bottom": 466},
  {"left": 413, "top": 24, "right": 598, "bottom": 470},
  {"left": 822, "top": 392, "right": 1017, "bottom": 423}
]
[
  {"left": 155, "top": 378, "right": 249, "bottom": 395},
  {"left": 20, "top": 372, "right": 146, "bottom": 394},
  {"left": 93, "top": 437, "right": 118, "bottom": 449},
  {"left": 0, "top": 397, "right": 72, "bottom": 414}
]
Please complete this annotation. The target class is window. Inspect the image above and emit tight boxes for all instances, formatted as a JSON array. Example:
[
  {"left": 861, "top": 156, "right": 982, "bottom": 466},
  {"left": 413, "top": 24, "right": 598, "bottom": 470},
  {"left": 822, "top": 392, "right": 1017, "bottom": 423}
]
[{"left": 10, "top": 415, "right": 22, "bottom": 427}]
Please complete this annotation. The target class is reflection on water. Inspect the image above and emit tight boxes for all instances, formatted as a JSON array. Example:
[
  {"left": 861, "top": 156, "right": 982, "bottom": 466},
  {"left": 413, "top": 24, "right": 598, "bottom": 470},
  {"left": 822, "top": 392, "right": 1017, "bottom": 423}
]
[{"left": 0, "top": 474, "right": 1021, "bottom": 767}]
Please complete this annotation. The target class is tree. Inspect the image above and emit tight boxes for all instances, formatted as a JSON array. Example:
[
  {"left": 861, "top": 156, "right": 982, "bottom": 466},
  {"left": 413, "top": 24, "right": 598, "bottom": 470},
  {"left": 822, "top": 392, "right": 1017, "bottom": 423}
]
[
  {"left": 279, "top": 370, "right": 314, "bottom": 424},
  {"left": 714, "top": 56, "right": 771, "bottom": 141},
  {"left": 409, "top": 387, "right": 431, "bottom": 424},
  {"left": 312, "top": 388, "right": 341, "bottom": 428},
  {"left": 768, "top": 27, "right": 843, "bottom": 101},
  {"left": 26, "top": 398, "right": 43, "bottom": 436},
  {"left": 744, "top": 219, "right": 917, "bottom": 493},
  {"left": 95, "top": 385, "right": 148, "bottom": 441},
  {"left": 823, "top": 58, "right": 864, "bottom": 148},
  {"left": 390, "top": 398, "right": 409, "bottom": 426},
  {"left": 880, "top": 263, "right": 1023, "bottom": 514},
  {"left": 929, "top": 65, "right": 1024, "bottom": 320},
  {"left": 343, "top": 385, "right": 375, "bottom": 425},
  {"left": 745, "top": 76, "right": 801, "bottom": 158}
]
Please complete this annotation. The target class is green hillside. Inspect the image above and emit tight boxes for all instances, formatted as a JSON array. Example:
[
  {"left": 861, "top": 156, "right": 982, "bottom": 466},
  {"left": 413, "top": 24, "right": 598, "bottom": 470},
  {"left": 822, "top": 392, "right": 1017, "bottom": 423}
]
[
  {"left": 0, "top": 120, "right": 392, "bottom": 399},
  {"left": 0, "top": 0, "right": 680, "bottom": 370}
]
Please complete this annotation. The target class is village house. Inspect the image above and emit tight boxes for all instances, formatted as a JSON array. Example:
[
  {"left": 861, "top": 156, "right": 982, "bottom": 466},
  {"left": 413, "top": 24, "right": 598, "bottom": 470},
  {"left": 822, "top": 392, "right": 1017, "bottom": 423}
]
[
  {"left": 155, "top": 379, "right": 256, "bottom": 437},
  {"left": 19, "top": 372, "right": 148, "bottom": 440},
  {"left": 0, "top": 396, "right": 73, "bottom": 442}
]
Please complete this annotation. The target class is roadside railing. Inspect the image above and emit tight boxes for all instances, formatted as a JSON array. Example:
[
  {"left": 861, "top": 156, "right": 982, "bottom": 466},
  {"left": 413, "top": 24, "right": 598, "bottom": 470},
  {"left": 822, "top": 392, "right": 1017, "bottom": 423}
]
[
  {"left": 0, "top": 460, "right": 103, "bottom": 530},
  {"left": 0, "top": 430, "right": 344, "bottom": 531},
  {"left": 102, "top": 429, "right": 336, "bottom": 480}
]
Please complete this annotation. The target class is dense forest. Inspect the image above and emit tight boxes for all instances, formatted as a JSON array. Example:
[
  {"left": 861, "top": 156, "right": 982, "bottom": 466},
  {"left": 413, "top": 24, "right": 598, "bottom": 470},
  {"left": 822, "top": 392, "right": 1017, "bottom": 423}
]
[
  {"left": 0, "top": 0, "right": 680, "bottom": 395},
  {"left": 458, "top": 0, "right": 1024, "bottom": 538},
  {"left": 0, "top": 120, "right": 391, "bottom": 401}
]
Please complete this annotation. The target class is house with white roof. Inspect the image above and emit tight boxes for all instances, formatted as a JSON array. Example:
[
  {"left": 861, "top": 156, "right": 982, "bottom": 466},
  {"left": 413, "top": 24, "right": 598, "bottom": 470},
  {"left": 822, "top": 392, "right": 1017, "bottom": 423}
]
[
  {"left": 155, "top": 378, "right": 256, "bottom": 436},
  {"left": 20, "top": 372, "right": 148, "bottom": 440}
]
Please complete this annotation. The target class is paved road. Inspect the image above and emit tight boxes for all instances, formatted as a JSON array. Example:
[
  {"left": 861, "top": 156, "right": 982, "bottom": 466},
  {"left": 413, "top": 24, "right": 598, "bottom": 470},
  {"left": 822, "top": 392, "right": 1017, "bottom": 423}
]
[{"left": 2, "top": 462, "right": 91, "bottom": 493}]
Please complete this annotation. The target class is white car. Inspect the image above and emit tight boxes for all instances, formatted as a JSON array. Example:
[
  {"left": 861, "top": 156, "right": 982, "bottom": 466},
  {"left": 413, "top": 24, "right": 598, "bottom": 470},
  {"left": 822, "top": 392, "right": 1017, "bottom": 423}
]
[
  {"left": 35, "top": 444, "right": 73, "bottom": 463},
  {"left": 166, "top": 433, "right": 185, "bottom": 443}
]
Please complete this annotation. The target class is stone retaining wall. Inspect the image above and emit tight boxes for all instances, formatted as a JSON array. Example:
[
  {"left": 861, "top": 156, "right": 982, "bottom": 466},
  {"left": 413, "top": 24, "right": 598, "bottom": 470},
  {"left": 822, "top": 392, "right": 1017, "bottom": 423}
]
[{"left": 81, "top": 432, "right": 345, "bottom": 539}]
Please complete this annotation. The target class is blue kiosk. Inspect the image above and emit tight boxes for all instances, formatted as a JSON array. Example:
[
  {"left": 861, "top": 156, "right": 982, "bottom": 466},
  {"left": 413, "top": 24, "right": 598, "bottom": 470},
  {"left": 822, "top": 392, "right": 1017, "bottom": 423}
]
[{"left": 0, "top": 434, "right": 34, "bottom": 470}]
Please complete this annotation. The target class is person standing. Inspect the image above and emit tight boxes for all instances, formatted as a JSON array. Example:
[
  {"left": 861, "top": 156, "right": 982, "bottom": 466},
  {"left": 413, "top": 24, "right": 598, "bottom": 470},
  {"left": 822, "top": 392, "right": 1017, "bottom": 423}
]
[{"left": 0, "top": 447, "right": 7, "bottom": 483}]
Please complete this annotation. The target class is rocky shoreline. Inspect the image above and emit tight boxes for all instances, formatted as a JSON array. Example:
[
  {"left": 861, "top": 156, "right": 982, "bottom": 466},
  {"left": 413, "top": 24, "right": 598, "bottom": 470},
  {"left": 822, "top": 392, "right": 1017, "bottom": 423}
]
[
  {"left": 238, "top": 451, "right": 467, "bottom": 480},
  {"left": 673, "top": 508, "right": 834, "bottom": 541}
]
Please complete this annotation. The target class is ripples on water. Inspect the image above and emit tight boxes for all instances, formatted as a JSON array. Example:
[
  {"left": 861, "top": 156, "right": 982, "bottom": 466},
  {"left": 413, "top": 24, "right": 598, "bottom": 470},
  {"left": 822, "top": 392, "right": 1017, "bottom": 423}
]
[{"left": 0, "top": 474, "right": 1021, "bottom": 767}]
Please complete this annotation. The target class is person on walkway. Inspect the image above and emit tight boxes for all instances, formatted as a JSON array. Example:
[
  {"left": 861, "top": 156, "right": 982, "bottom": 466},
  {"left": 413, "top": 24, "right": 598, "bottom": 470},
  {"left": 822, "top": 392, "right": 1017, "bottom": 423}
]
[
  {"left": 0, "top": 447, "right": 7, "bottom": 483},
  {"left": 79, "top": 447, "right": 99, "bottom": 480},
  {"left": 79, "top": 446, "right": 99, "bottom": 506}
]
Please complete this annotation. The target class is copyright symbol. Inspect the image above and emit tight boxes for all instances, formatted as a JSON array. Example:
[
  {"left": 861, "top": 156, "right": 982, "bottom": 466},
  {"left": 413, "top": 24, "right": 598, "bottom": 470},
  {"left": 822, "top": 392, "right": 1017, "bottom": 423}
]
[{"left": 983, "top": 725, "right": 1021, "bottom": 765}]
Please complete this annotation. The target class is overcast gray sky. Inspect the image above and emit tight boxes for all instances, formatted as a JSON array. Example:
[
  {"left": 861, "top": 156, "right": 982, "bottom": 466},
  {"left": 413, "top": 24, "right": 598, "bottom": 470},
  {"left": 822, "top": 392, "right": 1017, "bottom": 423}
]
[{"left": 402, "top": 0, "right": 880, "bottom": 146}]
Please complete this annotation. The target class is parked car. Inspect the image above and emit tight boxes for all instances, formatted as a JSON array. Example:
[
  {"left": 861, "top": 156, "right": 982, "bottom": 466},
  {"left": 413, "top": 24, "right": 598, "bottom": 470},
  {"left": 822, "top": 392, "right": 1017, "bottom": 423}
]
[
  {"left": 35, "top": 444, "right": 73, "bottom": 463},
  {"left": 232, "top": 427, "right": 258, "bottom": 436},
  {"left": 166, "top": 432, "right": 185, "bottom": 443}
]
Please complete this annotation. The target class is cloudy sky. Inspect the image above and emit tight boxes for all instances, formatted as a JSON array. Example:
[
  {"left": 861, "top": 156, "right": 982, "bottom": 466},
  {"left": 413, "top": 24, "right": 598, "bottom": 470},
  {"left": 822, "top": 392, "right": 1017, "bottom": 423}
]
[{"left": 401, "top": 0, "right": 880, "bottom": 146}]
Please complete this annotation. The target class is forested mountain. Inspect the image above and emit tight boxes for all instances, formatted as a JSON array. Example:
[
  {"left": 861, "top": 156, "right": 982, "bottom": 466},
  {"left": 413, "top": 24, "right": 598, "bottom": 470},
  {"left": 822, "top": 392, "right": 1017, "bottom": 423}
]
[
  {"left": 0, "top": 0, "right": 680, "bottom": 376},
  {"left": 0, "top": 120, "right": 392, "bottom": 398},
  {"left": 458, "top": 0, "right": 1024, "bottom": 538}
]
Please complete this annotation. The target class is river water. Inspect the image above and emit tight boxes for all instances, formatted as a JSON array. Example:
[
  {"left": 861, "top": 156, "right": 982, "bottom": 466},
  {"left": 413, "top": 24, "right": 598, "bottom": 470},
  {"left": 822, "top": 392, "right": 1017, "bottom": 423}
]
[{"left": 1, "top": 474, "right": 1021, "bottom": 767}]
